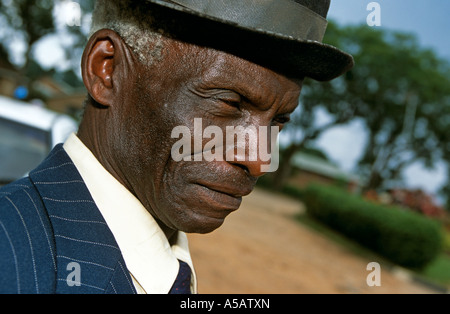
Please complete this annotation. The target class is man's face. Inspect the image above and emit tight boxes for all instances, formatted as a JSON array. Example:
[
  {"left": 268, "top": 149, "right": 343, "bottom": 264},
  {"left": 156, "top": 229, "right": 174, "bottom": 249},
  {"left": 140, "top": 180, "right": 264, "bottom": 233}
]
[{"left": 109, "top": 39, "right": 302, "bottom": 234}]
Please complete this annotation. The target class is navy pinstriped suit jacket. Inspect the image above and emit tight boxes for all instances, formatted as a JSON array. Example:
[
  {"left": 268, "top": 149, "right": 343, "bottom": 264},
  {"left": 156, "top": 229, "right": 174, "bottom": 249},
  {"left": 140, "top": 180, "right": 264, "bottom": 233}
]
[{"left": 0, "top": 145, "right": 137, "bottom": 294}]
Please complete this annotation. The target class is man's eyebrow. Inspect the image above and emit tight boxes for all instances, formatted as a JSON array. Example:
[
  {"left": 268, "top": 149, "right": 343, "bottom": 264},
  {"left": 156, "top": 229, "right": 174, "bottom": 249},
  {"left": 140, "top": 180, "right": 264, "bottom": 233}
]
[
  {"left": 219, "top": 76, "right": 282, "bottom": 109},
  {"left": 195, "top": 75, "right": 272, "bottom": 107},
  {"left": 199, "top": 60, "right": 301, "bottom": 109}
]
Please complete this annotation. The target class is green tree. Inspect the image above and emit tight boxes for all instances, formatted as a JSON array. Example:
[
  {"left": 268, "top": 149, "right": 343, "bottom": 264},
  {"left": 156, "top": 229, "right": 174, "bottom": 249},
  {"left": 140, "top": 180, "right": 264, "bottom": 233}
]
[
  {"left": 0, "top": 0, "right": 94, "bottom": 95},
  {"left": 272, "top": 21, "right": 450, "bottom": 195},
  {"left": 0, "top": 0, "right": 55, "bottom": 76},
  {"left": 345, "top": 26, "right": 450, "bottom": 192}
]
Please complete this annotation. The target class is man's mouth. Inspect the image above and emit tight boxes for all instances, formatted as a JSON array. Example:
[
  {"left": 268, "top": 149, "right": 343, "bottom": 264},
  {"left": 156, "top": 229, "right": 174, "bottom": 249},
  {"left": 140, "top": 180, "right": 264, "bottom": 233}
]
[
  {"left": 193, "top": 180, "right": 253, "bottom": 215},
  {"left": 196, "top": 180, "right": 254, "bottom": 199}
]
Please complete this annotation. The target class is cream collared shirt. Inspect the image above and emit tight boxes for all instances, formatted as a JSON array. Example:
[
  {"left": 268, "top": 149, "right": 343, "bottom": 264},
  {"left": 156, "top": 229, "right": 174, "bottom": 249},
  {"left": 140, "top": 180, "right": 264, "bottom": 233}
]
[{"left": 63, "top": 133, "right": 197, "bottom": 294}]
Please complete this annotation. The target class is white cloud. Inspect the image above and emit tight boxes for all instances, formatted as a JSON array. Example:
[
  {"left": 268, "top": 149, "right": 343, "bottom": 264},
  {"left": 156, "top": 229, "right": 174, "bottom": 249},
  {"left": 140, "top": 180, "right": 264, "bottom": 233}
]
[{"left": 315, "top": 119, "right": 367, "bottom": 173}]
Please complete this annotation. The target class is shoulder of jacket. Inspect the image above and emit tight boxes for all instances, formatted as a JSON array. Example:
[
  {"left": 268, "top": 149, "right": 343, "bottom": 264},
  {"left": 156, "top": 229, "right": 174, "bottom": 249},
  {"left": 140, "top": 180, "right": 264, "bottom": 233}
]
[{"left": 0, "top": 177, "right": 57, "bottom": 294}]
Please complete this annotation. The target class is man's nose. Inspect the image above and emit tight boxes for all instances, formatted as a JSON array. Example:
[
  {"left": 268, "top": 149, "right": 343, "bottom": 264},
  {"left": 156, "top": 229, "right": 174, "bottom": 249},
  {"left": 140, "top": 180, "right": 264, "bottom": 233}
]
[
  {"left": 225, "top": 125, "right": 279, "bottom": 178},
  {"left": 229, "top": 157, "right": 272, "bottom": 178}
]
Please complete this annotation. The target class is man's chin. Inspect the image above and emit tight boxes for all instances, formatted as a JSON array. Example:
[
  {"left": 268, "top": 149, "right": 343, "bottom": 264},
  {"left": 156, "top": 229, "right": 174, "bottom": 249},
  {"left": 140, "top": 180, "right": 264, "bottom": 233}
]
[{"left": 179, "top": 214, "right": 228, "bottom": 234}]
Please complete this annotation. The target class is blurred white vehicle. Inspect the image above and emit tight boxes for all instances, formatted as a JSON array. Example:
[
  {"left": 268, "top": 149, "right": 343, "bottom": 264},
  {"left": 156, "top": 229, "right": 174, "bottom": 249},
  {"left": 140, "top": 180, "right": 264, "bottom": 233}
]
[{"left": 0, "top": 95, "right": 78, "bottom": 185}]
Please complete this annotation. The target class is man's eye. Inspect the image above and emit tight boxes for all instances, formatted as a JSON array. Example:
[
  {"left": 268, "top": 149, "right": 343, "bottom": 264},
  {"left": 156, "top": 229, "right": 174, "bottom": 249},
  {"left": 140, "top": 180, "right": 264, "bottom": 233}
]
[
  {"left": 213, "top": 92, "right": 242, "bottom": 110},
  {"left": 220, "top": 99, "right": 241, "bottom": 109}
]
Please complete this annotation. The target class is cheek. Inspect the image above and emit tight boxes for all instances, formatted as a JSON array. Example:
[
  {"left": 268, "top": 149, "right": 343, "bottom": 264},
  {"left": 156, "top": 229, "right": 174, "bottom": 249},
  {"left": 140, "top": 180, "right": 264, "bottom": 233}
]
[{"left": 112, "top": 83, "right": 175, "bottom": 171}]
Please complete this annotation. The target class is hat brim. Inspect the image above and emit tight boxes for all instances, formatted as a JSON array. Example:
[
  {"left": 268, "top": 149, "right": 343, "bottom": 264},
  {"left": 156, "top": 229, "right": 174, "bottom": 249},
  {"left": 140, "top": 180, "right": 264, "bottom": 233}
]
[{"left": 144, "top": 0, "right": 354, "bottom": 81}]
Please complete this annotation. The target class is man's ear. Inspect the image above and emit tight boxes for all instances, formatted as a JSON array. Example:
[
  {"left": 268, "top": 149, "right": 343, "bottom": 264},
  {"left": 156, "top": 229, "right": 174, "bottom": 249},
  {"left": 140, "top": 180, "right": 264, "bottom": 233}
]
[{"left": 81, "top": 29, "right": 129, "bottom": 107}]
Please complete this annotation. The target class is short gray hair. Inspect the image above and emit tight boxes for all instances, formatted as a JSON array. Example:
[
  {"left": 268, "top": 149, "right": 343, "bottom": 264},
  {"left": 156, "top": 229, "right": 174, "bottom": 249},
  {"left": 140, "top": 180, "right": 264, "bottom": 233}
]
[{"left": 90, "top": 0, "right": 166, "bottom": 66}]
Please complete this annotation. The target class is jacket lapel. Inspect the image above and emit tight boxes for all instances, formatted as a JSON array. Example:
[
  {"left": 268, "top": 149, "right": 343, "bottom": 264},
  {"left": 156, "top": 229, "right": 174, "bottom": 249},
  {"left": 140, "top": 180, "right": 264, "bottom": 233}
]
[{"left": 29, "top": 145, "right": 136, "bottom": 294}]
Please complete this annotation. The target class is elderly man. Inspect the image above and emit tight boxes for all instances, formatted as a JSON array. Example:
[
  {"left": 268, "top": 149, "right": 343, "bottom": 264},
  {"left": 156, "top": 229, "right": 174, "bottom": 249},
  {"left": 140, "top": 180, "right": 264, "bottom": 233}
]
[{"left": 0, "top": 0, "right": 352, "bottom": 294}]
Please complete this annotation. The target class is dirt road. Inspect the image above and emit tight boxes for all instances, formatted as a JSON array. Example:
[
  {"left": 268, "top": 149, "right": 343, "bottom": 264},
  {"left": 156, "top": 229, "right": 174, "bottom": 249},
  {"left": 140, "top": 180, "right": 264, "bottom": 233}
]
[{"left": 188, "top": 187, "right": 437, "bottom": 294}]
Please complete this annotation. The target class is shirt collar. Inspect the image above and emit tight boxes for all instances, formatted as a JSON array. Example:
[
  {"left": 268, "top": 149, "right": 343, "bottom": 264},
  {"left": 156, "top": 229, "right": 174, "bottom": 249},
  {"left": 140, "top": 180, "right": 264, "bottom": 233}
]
[{"left": 63, "top": 133, "right": 197, "bottom": 293}]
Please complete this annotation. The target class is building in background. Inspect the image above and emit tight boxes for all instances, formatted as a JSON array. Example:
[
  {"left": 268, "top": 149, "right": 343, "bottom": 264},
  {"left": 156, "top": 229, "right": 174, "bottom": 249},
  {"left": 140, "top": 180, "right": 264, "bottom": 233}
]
[
  {"left": 0, "top": 65, "right": 86, "bottom": 119},
  {"left": 288, "top": 151, "right": 360, "bottom": 192}
]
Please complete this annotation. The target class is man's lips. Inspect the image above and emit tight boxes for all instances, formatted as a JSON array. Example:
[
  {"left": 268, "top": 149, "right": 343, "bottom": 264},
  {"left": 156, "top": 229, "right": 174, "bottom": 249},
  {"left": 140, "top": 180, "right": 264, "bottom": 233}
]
[
  {"left": 192, "top": 180, "right": 254, "bottom": 216},
  {"left": 195, "top": 180, "right": 254, "bottom": 198}
]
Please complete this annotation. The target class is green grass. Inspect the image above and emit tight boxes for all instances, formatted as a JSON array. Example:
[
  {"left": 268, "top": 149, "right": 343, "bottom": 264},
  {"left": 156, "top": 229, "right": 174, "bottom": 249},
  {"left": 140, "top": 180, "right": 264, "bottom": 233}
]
[{"left": 420, "top": 254, "right": 450, "bottom": 287}]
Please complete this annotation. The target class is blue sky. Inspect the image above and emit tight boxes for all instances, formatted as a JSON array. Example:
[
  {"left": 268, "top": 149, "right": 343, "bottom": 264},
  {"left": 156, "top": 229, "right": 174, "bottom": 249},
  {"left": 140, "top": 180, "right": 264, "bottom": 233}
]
[
  {"left": 329, "top": 0, "right": 450, "bottom": 61},
  {"left": 314, "top": 0, "right": 450, "bottom": 197}
]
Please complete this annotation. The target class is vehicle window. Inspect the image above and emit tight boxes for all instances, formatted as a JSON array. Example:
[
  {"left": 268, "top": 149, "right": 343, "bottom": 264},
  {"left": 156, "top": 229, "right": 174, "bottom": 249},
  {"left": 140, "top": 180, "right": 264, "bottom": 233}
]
[{"left": 0, "top": 117, "right": 50, "bottom": 184}]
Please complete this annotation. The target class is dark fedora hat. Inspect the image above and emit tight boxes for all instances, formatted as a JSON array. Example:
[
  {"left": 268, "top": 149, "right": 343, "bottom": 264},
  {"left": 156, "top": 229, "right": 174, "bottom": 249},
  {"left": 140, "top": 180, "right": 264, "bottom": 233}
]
[{"left": 142, "top": 0, "right": 354, "bottom": 81}]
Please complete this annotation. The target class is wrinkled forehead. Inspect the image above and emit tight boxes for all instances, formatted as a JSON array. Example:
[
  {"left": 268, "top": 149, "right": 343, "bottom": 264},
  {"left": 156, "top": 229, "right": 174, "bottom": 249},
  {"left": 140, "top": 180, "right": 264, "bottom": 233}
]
[
  {"left": 156, "top": 38, "right": 303, "bottom": 100},
  {"left": 203, "top": 53, "right": 302, "bottom": 101}
]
